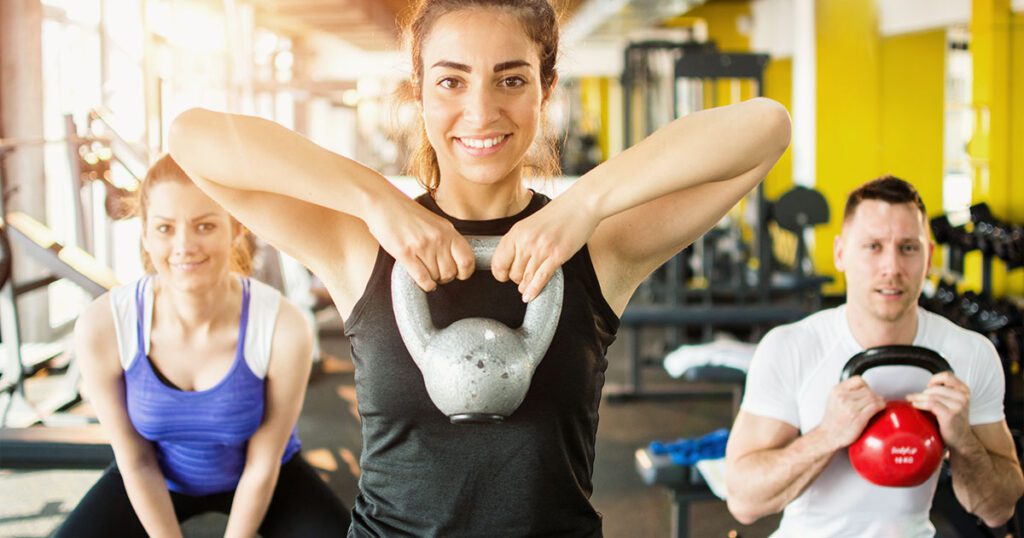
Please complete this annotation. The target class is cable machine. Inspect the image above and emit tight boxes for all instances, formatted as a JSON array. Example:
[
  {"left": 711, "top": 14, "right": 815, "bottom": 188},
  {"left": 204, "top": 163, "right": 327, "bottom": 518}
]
[{"left": 612, "top": 41, "right": 828, "bottom": 401}]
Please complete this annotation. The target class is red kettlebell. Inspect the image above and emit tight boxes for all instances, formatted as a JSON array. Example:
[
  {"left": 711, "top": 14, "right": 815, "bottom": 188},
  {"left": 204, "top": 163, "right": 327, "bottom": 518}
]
[{"left": 840, "top": 346, "right": 952, "bottom": 488}]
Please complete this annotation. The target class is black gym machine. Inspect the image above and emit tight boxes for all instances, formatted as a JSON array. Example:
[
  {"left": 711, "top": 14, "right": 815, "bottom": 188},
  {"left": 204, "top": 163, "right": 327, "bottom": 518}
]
[
  {"left": 611, "top": 41, "right": 830, "bottom": 403},
  {"left": 924, "top": 203, "right": 1024, "bottom": 537},
  {"left": 926, "top": 202, "right": 1023, "bottom": 430},
  {"left": 0, "top": 109, "right": 142, "bottom": 469},
  {"left": 614, "top": 40, "right": 833, "bottom": 538}
]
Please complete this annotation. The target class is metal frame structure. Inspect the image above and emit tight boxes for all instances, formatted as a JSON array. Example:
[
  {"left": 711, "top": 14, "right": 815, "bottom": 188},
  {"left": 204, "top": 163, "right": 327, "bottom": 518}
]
[
  {"left": 0, "top": 128, "right": 118, "bottom": 469},
  {"left": 610, "top": 42, "right": 826, "bottom": 403}
]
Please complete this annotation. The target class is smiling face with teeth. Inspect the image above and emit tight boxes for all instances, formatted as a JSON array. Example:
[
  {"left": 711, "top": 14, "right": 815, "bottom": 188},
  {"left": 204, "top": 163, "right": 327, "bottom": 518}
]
[
  {"left": 418, "top": 8, "right": 550, "bottom": 189},
  {"left": 834, "top": 200, "right": 933, "bottom": 326},
  {"left": 142, "top": 180, "right": 242, "bottom": 292}
]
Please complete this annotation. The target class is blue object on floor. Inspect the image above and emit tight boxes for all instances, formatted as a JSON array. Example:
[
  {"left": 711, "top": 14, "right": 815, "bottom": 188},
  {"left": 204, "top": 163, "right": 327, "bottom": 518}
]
[{"left": 649, "top": 428, "right": 729, "bottom": 466}]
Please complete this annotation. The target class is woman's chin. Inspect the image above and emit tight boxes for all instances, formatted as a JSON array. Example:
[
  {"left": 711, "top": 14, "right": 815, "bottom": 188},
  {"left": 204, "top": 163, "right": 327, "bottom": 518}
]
[
  {"left": 159, "top": 265, "right": 228, "bottom": 291},
  {"left": 453, "top": 164, "right": 522, "bottom": 187}
]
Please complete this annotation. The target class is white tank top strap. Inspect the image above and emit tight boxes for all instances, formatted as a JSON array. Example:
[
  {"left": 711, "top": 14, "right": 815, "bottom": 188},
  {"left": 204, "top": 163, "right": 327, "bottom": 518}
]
[
  {"left": 109, "top": 276, "right": 280, "bottom": 376},
  {"left": 108, "top": 276, "right": 152, "bottom": 370},
  {"left": 243, "top": 278, "right": 282, "bottom": 379}
]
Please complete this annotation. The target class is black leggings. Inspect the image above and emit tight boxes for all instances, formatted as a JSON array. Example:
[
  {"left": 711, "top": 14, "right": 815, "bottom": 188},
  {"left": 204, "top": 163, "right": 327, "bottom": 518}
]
[{"left": 55, "top": 453, "right": 350, "bottom": 537}]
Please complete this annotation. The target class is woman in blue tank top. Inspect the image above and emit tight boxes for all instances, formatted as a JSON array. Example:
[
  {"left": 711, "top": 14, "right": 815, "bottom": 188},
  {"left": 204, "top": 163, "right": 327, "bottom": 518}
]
[
  {"left": 166, "top": 1, "right": 791, "bottom": 535},
  {"left": 56, "top": 155, "right": 350, "bottom": 537}
]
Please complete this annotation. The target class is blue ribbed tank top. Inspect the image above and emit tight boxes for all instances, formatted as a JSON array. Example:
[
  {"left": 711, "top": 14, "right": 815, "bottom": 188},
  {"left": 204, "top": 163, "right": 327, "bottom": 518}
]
[{"left": 123, "top": 277, "right": 301, "bottom": 495}]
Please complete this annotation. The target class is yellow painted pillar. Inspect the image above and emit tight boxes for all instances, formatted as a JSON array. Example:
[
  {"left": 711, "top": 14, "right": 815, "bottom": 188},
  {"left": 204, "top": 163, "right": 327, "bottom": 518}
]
[
  {"left": 814, "top": 0, "right": 882, "bottom": 293},
  {"left": 763, "top": 57, "right": 797, "bottom": 270},
  {"left": 1008, "top": 11, "right": 1024, "bottom": 294},
  {"left": 763, "top": 58, "right": 794, "bottom": 200},
  {"left": 603, "top": 77, "right": 623, "bottom": 158},
  {"left": 578, "top": 76, "right": 619, "bottom": 162},
  {"left": 968, "top": 0, "right": 1015, "bottom": 296},
  {"left": 1013, "top": 12, "right": 1024, "bottom": 223},
  {"left": 597, "top": 77, "right": 611, "bottom": 161}
]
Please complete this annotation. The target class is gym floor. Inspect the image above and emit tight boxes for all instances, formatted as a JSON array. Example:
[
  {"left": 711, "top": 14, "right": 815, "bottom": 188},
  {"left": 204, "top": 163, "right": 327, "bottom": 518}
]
[
  {"left": 7, "top": 309, "right": 980, "bottom": 538},
  {"left": 0, "top": 316, "right": 991, "bottom": 538}
]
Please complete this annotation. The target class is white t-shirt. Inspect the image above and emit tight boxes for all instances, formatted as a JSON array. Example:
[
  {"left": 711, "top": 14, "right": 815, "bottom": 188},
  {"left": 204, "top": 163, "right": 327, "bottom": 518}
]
[{"left": 741, "top": 305, "right": 1005, "bottom": 538}]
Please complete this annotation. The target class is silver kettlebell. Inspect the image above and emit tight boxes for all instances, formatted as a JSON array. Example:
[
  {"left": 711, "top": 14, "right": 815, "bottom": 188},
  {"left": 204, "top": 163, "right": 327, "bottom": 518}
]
[{"left": 391, "top": 235, "right": 564, "bottom": 424}]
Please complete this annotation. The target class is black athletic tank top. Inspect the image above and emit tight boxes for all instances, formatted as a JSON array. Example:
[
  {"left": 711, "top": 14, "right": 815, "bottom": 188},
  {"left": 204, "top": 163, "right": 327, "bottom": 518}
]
[{"left": 345, "top": 192, "right": 619, "bottom": 537}]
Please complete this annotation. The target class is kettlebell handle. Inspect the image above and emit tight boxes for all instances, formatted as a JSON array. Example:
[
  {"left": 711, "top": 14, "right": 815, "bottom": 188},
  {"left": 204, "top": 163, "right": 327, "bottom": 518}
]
[
  {"left": 390, "top": 233, "right": 564, "bottom": 422},
  {"left": 840, "top": 345, "right": 952, "bottom": 381},
  {"left": 391, "top": 235, "right": 500, "bottom": 360},
  {"left": 391, "top": 234, "right": 564, "bottom": 369},
  {"left": 466, "top": 235, "right": 498, "bottom": 270}
]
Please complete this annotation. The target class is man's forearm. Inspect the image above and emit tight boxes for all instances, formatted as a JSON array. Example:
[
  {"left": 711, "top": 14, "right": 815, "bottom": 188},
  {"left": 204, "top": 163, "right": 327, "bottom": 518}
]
[
  {"left": 950, "top": 435, "right": 1024, "bottom": 527},
  {"left": 727, "top": 427, "right": 838, "bottom": 523}
]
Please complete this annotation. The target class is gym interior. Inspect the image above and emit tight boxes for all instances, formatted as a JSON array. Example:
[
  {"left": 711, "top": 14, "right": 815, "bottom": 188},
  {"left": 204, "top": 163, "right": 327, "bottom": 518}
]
[{"left": 0, "top": 0, "right": 1023, "bottom": 536}]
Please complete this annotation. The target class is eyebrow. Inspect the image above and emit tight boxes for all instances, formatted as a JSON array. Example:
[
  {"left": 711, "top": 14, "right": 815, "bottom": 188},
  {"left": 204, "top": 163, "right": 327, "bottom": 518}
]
[
  {"left": 430, "top": 60, "right": 533, "bottom": 73},
  {"left": 152, "top": 213, "right": 219, "bottom": 222},
  {"left": 859, "top": 236, "right": 924, "bottom": 243}
]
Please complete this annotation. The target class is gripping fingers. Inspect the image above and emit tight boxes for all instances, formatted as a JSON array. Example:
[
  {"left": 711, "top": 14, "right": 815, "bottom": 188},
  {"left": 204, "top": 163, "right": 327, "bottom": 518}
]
[
  {"left": 908, "top": 392, "right": 958, "bottom": 415},
  {"left": 491, "top": 237, "right": 514, "bottom": 282},
  {"left": 848, "top": 392, "right": 882, "bottom": 418},
  {"left": 400, "top": 256, "right": 436, "bottom": 292},
  {"left": 928, "top": 371, "right": 965, "bottom": 389},
  {"left": 921, "top": 385, "right": 968, "bottom": 403},
  {"left": 518, "top": 256, "right": 542, "bottom": 295},
  {"left": 507, "top": 246, "right": 529, "bottom": 285},
  {"left": 435, "top": 249, "right": 458, "bottom": 284},
  {"left": 907, "top": 395, "right": 955, "bottom": 426},
  {"left": 452, "top": 243, "right": 475, "bottom": 280},
  {"left": 862, "top": 397, "right": 885, "bottom": 417},
  {"left": 414, "top": 244, "right": 441, "bottom": 284},
  {"left": 907, "top": 385, "right": 967, "bottom": 411},
  {"left": 522, "top": 261, "right": 557, "bottom": 303},
  {"left": 840, "top": 376, "right": 869, "bottom": 392},
  {"left": 450, "top": 237, "right": 475, "bottom": 281}
]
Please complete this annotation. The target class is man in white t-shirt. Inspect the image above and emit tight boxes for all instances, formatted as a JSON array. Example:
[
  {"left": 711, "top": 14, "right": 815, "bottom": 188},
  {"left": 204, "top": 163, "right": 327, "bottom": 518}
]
[{"left": 724, "top": 177, "right": 1023, "bottom": 537}]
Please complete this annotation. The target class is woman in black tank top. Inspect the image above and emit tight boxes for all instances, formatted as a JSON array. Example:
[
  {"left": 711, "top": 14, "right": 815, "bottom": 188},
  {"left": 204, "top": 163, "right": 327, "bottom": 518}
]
[{"left": 167, "top": 1, "right": 791, "bottom": 535}]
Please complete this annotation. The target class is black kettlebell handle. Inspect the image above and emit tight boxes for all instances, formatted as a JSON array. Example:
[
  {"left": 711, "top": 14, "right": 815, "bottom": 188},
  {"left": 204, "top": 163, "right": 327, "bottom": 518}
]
[{"left": 840, "top": 345, "right": 952, "bottom": 381}]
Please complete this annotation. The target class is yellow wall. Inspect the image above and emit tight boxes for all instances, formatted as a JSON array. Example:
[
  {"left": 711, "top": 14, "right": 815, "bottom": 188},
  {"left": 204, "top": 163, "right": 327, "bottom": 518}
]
[
  {"left": 1009, "top": 11, "right": 1024, "bottom": 294},
  {"left": 682, "top": 2, "right": 757, "bottom": 108},
  {"left": 763, "top": 58, "right": 793, "bottom": 200},
  {"left": 815, "top": 0, "right": 882, "bottom": 292},
  {"left": 879, "top": 30, "right": 945, "bottom": 219},
  {"left": 970, "top": 0, "right": 1011, "bottom": 218},
  {"left": 578, "top": 77, "right": 607, "bottom": 160},
  {"left": 879, "top": 30, "right": 946, "bottom": 279},
  {"left": 1013, "top": 12, "right": 1024, "bottom": 224},
  {"left": 680, "top": 2, "right": 751, "bottom": 51},
  {"left": 675, "top": 2, "right": 1022, "bottom": 296},
  {"left": 969, "top": 0, "right": 1015, "bottom": 296}
]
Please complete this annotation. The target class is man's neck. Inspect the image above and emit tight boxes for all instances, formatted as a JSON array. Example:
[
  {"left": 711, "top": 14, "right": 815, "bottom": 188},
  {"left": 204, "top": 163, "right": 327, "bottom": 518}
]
[{"left": 844, "top": 304, "right": 920, "bottom": 349}]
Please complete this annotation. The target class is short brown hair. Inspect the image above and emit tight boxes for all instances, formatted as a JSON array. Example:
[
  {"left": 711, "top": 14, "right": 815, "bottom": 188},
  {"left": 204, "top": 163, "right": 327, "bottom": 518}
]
[
  {"left": 137, "top": 154, "right": 251, "bottom": 275},
  {"left": 844, "top": 175, "right": 927, "bottom": 224}
]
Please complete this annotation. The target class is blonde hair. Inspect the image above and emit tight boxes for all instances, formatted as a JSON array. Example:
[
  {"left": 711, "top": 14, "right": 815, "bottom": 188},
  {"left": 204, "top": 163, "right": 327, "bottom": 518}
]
[{"left": 137, "top": 154, "right": 252, "bottom": 275}]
